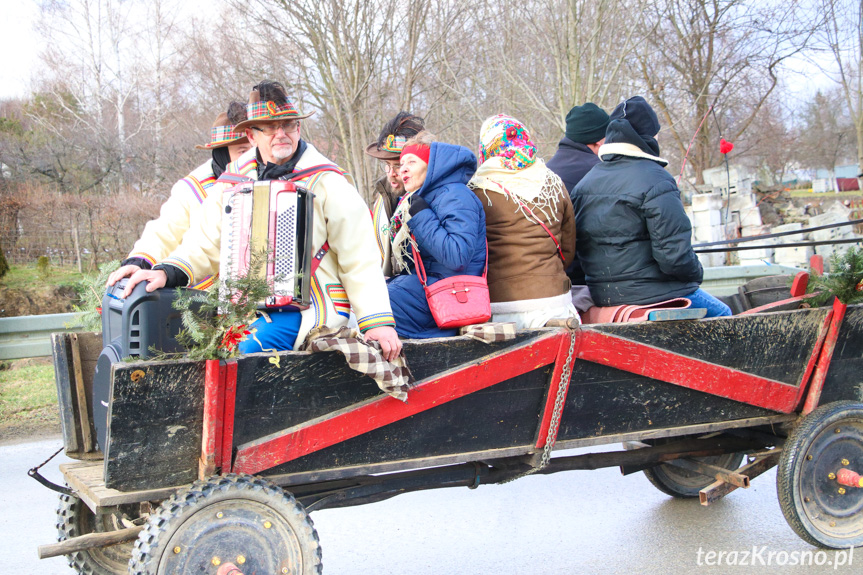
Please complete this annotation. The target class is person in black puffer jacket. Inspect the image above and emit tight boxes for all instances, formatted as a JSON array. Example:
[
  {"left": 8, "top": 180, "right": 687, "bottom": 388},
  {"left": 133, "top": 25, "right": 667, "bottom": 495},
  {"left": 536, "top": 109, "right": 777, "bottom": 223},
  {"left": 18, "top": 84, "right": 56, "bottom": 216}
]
[{"left": 572, "top": 96, "right": 731, "bottom": 317}]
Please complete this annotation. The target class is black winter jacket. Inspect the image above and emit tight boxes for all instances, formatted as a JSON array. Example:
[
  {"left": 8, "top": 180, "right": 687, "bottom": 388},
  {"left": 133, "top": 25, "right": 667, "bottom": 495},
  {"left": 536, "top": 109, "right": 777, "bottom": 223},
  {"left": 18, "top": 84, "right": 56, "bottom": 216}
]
[
  {"left": 572, "top": 156, "right": 702, "bottom": 306},
  {"left": 546, "top": 137, "right": 601, "bottom": 195}
]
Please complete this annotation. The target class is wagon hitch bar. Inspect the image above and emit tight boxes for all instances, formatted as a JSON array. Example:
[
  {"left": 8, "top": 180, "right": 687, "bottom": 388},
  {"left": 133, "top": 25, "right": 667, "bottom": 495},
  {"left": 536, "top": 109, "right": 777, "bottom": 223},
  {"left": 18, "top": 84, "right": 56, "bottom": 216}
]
[{"left": 27, "top": 446, "right": 73, "bottom": 496}]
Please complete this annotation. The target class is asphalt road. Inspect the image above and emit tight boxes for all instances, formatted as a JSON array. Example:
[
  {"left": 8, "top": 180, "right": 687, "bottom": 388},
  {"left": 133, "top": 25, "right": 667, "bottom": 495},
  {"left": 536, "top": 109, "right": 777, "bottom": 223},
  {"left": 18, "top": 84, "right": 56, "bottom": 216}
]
[{"left": 1, "top": 438, "right": 858, "bottom": 574}]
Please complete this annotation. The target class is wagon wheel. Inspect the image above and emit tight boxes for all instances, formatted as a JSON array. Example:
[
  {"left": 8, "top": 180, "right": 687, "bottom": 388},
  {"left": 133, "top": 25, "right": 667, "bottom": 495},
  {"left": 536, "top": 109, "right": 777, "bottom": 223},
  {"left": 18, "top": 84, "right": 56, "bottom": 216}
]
[
  {"left": 56, "top": 493, "right": 137, "bottom": 575},
  {"left": 632, "top": 438, "right": 745, "bottom": 498},
  {"left": 129, "top": 473, "right": 322, "bottom": 575},
  {"left": 777, "top": 401, "right": 863, "bottom": 548}
]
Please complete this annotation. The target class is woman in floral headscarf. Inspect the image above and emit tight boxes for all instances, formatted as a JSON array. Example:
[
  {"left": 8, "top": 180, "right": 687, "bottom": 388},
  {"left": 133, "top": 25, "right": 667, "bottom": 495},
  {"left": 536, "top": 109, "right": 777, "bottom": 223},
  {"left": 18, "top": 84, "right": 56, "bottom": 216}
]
[{"left": 468, "top": 114, "right": 578, "bottom": 329}]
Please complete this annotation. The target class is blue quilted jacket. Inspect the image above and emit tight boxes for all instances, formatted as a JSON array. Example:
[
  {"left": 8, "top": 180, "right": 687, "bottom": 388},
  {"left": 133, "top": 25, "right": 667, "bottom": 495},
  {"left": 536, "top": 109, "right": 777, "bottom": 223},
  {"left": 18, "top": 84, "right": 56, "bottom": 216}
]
[{"left": 388, "top": 142, "right": 486, "bottom": 338}]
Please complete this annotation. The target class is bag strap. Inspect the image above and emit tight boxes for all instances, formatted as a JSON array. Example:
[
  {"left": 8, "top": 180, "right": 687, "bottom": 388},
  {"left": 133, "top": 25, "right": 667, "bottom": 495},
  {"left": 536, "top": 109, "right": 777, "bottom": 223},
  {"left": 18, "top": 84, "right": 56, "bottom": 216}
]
[
  {"left": 499, "top": 184, "right": 565, "bottom": 263},
  {"left": 216, "top": 172, "right": 254, "bottom": 184},
  {"left": 282, "top": 164, "right": 346, "bottom": 182},
  {"left": 410, "top": 234, "right": 488, "bottom": 287},
  {"left": 311, "top": 241, "right": 329, "bottom": 276}
]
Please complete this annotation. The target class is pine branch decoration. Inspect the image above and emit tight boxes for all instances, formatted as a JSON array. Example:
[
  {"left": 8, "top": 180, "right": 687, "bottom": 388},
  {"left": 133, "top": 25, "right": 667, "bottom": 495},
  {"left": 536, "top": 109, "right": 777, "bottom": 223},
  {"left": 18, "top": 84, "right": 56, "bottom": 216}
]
[
  {"left": 172, "top": 249, "right": 276, "bottom": 360},
  {"left": 807, "top": 246, "right": 863, "bottom": 306},
  {"left": 70, "top": 260, "right": 120, "bottom": 331}
]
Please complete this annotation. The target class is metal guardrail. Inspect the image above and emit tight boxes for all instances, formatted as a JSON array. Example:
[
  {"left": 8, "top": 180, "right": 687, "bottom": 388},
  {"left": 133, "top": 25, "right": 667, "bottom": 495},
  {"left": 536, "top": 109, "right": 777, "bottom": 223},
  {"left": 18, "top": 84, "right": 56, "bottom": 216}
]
[{"left": 0, "top": 313, "right": 84, "bottom": 360}]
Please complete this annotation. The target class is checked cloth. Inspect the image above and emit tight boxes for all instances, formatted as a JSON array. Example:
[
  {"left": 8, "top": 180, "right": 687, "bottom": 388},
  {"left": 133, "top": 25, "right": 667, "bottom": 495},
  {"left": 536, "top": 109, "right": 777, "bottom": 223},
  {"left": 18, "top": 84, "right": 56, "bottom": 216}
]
[
  {"left": 301, "top": 326, "right": 414, "bottom": 401},
  {"left": 459, "top": 322, "right": 517, "bottom": 343}
]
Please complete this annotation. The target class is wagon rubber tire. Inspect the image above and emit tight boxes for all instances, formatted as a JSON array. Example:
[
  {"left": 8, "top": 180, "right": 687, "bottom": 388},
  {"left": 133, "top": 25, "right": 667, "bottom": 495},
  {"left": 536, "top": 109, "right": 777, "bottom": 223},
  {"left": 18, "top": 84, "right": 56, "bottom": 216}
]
[
  {"left": 56, "top": 493, "right": 135, "bottom": 575},
  {"left": 777, "top": 401, "right": 863, "bottom": 548},
  {"left": 635, "top": 438, "right": 745, "bottom": 498},
  {"left": 129, "top": 473, "right": 322, "bottom": 575}
]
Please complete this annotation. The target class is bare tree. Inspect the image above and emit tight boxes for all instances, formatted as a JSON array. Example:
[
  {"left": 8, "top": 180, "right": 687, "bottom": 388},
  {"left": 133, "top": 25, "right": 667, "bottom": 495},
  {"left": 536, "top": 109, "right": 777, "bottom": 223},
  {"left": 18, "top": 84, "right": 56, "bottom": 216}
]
[
  {"left": 638, "top": 0, "right": 817, "bottom": 188},
  {"left": 822, "top": 0, "right": 863, "bottom": 177}
]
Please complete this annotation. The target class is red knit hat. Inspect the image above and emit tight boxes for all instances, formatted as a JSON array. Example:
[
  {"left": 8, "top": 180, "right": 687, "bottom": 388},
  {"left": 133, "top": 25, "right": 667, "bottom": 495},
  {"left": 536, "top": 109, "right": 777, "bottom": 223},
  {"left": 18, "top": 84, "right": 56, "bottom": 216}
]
[{"left": 401, "top": 143, "right": 430, "bottom": 165}]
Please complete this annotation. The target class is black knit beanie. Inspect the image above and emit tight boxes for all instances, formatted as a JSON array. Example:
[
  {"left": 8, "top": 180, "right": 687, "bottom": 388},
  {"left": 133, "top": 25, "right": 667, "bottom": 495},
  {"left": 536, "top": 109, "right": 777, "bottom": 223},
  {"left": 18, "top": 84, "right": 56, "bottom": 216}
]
[{"left": 564, "top": 103, "right": 610, "bottom": 144}]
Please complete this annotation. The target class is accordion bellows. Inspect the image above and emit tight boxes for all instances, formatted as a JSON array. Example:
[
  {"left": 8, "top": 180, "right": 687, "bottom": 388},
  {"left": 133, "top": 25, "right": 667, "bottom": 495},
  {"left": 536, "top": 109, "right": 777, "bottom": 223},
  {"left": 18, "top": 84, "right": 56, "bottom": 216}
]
[{"left": 220, "top": 181, "right": 315, "bottom": 309}]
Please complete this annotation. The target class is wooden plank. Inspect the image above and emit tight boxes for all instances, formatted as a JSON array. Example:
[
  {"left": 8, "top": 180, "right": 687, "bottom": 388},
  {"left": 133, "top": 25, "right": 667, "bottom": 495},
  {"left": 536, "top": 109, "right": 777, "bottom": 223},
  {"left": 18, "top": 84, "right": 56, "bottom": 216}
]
[
  {"left": 52, "top": 334, "right": 80, "bottom": 454},
  {"left": 233, "top": 333, "right": 562, "bottom": 475},
  {"left": 61, "top": 462, "right": 180, "bottom": 511},
  {"left": 231, "top": 332, "right": 536, "bottom": 445},
  {"left": 257, "top": 415, "right": 795, "bottom": 489},
  {"left": 257, "top": 366, "right": 551, "bottom": 478},
  {"left": 586, "top": 308, "right": 828, "bottom": 384},
  {"left": 555, "top": 414, "right": 795, "bottom": 452},
  {"left": 105, "top": 360, "right": 206, "bottom": 490},
  {"left": 819, "top": 304, "right": 863, "bottom": 404},
  {"left": 200, "top": 360, "right": 225, "bottom": 478},
  {"left": 577, "top": 329, "right": 801, "bottom": 412},
  {"left": 104, "top": 332, "right": 541, "bottom": 491},
  {"left": 534, "top": 331, "right": 578, "bottom": 449},
  {"left": 803, "top": 299, "right": 848, "bottom": 414},
  {"left": 70, "top": 334, "right": 95, "bottom": 453},
  {"left": 557, "top": 361, "right": 782, "bottom": 442},
  {"left": 263, "top": 445, "right": 535, "bottom": 488}
]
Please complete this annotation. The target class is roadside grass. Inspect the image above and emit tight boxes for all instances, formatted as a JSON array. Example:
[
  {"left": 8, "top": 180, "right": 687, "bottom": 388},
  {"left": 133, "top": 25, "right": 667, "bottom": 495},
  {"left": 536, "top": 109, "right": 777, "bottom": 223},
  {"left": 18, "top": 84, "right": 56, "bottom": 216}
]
[
  {"left": 0, "top": 360, "right": 59, "bottom": 435},
  {"left": 0, "top": 264, "right": 85, "bottom": 290}
]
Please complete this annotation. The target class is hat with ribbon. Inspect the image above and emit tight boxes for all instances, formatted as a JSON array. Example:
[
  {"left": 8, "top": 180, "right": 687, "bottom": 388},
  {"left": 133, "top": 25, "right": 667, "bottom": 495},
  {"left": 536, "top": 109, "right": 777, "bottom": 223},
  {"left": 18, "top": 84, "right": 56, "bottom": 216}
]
[
  {"left": 233, "top": 84, "right": 314, "bottom": 132},
  {"left": 365, "top": 134, "right": 409, "bottom": 160},
  {"left": 195, "top": 112, "right": 249, "bottom": 149},
  {"left": 365, "top": 112, "right": 426, "bottom": 160}
]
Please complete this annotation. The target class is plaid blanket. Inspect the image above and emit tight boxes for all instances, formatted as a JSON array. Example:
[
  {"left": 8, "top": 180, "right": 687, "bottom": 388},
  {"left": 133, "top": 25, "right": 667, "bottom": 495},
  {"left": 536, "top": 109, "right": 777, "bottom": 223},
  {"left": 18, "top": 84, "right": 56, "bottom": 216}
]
[
  {"left": 459, "top": 322, "right": 517, "bottom": 343},
  {"left": 301, "top": 326, "right": 414, "bottom": 401}
]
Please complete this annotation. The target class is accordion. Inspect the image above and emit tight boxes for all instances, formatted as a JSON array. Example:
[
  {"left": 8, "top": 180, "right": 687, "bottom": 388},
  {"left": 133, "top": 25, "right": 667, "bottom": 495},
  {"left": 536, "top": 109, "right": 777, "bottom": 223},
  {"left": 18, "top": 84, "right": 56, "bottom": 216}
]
[{"left": 220, "top": 180, "right": 315, "bottom": 309}]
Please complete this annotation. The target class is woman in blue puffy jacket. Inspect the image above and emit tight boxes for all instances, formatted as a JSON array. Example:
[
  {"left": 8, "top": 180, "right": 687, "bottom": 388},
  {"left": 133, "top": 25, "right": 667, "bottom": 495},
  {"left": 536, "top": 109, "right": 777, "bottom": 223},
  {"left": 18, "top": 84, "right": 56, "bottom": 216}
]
[{"left": 386, "top": 132, "right": 487, "bottom": 338}]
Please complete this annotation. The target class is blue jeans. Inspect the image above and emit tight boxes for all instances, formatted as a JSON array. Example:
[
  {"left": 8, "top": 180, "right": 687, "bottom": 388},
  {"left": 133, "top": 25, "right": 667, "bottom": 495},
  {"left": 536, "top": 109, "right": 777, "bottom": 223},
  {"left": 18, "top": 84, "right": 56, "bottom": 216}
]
[
  {"left": 685, "top": 288, "right": 732, "bottom": 318},
  {"left": 238, "top": 309, "right": 302, "bottom": 353}
]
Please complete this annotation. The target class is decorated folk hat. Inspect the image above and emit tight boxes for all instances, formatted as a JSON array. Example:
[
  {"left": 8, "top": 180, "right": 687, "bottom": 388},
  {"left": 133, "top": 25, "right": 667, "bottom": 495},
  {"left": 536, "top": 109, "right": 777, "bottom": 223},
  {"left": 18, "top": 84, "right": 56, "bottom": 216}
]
[
  {"left": 195, "top": 112, "right": 249, "bottom": 149},
  {"left": 365, "top": 134, "right": 409, "bottom": 160},
  {"left": 233, "top": 86, "right": 313, "bottom": 132},
  {"left": 365, "top": 112, "right": 426, "bottom": 160}
]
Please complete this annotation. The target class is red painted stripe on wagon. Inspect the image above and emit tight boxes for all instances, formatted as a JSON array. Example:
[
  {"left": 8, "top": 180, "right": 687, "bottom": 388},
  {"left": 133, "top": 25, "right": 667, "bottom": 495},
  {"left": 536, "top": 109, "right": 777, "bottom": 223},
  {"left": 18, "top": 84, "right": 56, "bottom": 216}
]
[
  {"left": 232, "top": 333, "right": 563, "bottom": 475},
  {"left": 576, "top": 329, "right": 800, "bottom": 413},
  {"left": 793, "top": 309, "right": 834, "bottom": 409},
  {"left": 534, "top": 331, "right": 579, "bottom": 449}
]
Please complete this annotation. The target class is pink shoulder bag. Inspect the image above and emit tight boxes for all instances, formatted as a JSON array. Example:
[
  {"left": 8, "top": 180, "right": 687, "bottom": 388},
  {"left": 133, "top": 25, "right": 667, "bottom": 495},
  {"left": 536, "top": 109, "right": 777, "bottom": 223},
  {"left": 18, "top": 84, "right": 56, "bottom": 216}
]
[{"left": 411, "top": 237, "right": 491, "bottom": 329}]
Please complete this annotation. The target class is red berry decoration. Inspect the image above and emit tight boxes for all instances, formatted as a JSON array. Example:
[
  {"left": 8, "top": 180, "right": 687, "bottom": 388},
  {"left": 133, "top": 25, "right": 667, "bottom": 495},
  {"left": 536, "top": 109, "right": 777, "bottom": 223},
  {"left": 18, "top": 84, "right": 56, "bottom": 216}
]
[{"left": 719, "top": 138, "right": 734, "bottom": 154}]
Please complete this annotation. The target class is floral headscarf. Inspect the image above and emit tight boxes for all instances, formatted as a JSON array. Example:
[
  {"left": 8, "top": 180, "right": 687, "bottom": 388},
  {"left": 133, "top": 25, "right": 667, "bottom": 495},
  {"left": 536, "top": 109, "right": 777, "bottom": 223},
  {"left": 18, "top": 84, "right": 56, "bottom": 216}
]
[
  {"left": 478, "top": 114, "right": 538, "bottom": 170},
  {"left": 469, "top": 114, "right": 565, "bottom": 224}
]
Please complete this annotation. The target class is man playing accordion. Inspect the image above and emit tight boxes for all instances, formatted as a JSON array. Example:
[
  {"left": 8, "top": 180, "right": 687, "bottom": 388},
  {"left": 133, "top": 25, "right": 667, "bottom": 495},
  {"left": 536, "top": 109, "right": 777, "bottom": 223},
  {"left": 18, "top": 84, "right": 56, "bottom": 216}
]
[{"left": 123, "top": 80, "right": 402, "bottom": 360}]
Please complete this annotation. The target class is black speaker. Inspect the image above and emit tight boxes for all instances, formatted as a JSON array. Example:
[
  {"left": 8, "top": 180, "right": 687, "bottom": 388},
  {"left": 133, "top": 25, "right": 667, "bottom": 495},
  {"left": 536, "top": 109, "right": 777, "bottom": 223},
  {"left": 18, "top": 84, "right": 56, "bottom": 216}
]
[{"left": 92, "top": 279, "right": 194, "bottom": 450}]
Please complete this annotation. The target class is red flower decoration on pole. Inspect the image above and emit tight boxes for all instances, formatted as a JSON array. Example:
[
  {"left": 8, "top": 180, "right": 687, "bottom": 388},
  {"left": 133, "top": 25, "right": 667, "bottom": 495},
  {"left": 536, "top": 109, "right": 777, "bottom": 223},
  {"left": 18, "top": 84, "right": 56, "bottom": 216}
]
[
  {"left": 220, "top": 324, "right": 251, "bottom": 352},
  {"left": 719, "top": 138, "right": 734, "bottom": 155}
]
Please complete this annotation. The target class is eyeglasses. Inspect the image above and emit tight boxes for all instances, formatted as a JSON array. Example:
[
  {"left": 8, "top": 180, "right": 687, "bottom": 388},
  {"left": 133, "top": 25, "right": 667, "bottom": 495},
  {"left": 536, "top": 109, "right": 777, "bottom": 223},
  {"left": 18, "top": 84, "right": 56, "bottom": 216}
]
[
  {"left": 380, "top": 161, "right": 401, "bottom": 174},
  {"left": 251, "top": 120, "right": 300, "bottom": 135}
]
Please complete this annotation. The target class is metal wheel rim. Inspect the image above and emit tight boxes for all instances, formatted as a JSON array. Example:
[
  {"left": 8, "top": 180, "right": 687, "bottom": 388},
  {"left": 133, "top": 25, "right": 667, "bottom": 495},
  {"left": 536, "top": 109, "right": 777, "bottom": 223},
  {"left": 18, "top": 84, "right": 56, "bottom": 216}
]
[
  {"left": 157, "top": 498, "right": 307, "bottom": 574},
  {"left": 796, "top": 416, "right": 863, "bottom": 541}
]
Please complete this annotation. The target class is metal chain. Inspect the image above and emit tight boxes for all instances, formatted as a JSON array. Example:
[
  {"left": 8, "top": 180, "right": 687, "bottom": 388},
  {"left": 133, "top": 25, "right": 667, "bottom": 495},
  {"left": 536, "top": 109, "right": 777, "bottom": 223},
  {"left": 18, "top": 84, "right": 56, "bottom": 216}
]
[
  {"left": 500, "top": 329, "right": 577, "bottom": 484},
  {"left": 28, "top": 445, "right": 74, "bottom": 496},
  {"left": 30, "top": 445, "right": 64, "bottom": 472}
]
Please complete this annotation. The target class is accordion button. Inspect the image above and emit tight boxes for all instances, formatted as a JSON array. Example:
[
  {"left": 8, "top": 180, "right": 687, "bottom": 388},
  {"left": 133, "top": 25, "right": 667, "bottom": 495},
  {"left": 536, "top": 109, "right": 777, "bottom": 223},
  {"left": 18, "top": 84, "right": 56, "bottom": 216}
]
[{"left": 225, "top": 205, "right": 232, "bottom": 213}]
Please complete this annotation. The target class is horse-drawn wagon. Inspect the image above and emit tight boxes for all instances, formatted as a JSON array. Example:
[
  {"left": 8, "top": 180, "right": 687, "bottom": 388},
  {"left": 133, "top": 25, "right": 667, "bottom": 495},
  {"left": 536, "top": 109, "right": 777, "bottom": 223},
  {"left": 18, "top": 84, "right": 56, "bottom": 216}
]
[{"left": 33, "top": 274, "right": 863, "bottom": 574}]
